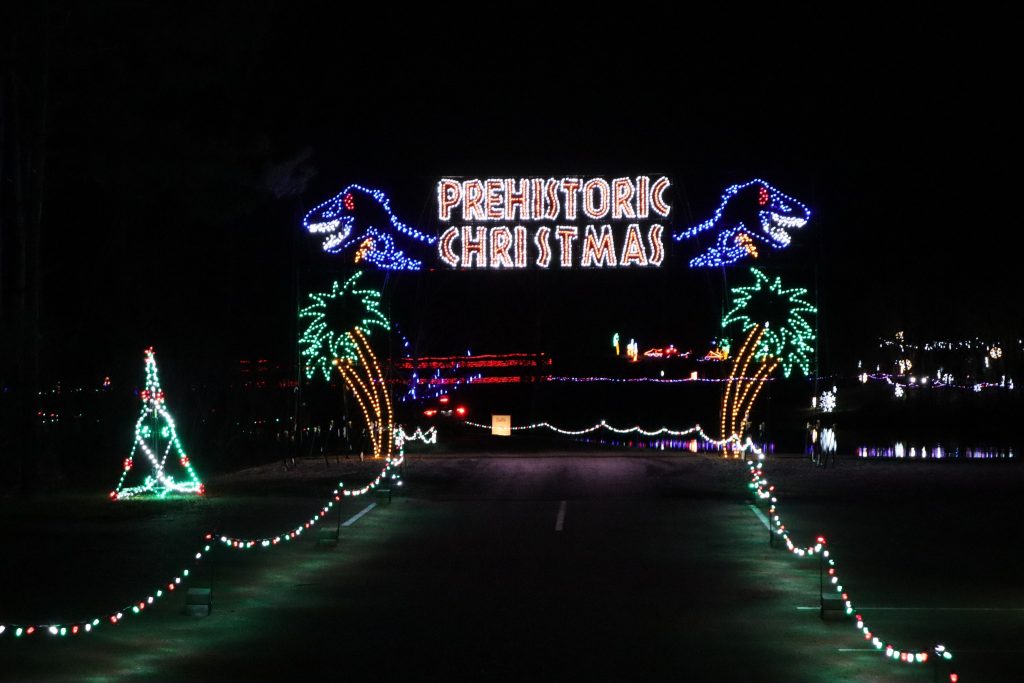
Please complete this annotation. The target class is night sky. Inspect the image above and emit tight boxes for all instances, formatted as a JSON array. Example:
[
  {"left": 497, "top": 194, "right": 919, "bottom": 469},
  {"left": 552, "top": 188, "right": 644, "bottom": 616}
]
[{"left": 3, "top": 3, "right": 1020, "bottom": 386}]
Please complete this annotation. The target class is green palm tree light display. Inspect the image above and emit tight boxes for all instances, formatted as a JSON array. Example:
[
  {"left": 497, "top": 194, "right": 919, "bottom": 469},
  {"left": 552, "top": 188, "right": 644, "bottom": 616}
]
[
  {"left": 299, "top": 272, "right": 394, "bottom": 460},
  {"left": 720, "top": 267, "right": 816, "bottom": 442}
]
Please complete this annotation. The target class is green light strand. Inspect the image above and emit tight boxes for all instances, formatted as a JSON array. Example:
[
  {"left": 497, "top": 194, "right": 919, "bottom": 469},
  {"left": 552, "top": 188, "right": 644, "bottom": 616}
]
[
  {"left": 298, "top": 272, "right": 390, "bottom": 380},
  {"left": 722, "top": 267, "right": 816, "bottom": 378}
]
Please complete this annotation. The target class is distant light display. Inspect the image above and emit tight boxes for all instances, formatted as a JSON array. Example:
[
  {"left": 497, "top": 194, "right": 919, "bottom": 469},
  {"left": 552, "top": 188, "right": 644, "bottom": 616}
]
[
  {"left": 111, "top": 348, "right": 203, "bottom": 500},
  {"left": 436, "top": 176, "right": 670, "bottom": 269},
  {"left": 303, "top": 184, "right": 435, "bottom": 270},
  {"left": 674, "top": 179, "right": 810, "bottom": 267},
  {"left": 626, "top": 339, "right": 639, "bottom": 362}
]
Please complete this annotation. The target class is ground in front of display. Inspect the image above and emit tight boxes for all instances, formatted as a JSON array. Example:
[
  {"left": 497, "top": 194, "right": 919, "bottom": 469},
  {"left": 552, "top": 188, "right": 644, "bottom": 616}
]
[{"left": 2, "top": 450, "right": 1020, "bottom": 682}]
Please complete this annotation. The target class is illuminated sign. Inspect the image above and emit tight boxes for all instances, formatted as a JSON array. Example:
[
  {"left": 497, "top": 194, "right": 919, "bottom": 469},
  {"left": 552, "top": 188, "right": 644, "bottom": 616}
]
[
  {"left": 673, "top": 179, "right": 810, "bottom": 268},
  {"left": 301, "top": 177, "right": 812, "bottom": 271},
  {"left": 303, "top": 184, "right": 435, "bottom": 271},
  {"left": 436, "top": 176, "right": 671, "bottom": 269},
  {"left": 492, "top": 414, "right": 511, "bottom": 436}
]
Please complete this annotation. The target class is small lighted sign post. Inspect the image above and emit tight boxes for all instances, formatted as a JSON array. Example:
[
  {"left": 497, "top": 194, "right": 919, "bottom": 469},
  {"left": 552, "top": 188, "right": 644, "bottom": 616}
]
[
  {"left": 436, "top": 176, "right": 671, "bottom": 269},
  {"left": 492, "top": 415, "right": 511, "bottom": 436}
]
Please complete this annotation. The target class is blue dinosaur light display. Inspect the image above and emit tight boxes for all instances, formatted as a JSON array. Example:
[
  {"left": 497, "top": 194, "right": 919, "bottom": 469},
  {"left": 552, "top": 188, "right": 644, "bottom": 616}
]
[
  {"left": 674, "top": 179, "right": 811, "bottom": 268},
  {"left": 304, "top": 184, "right": 436, "bottom": 271}
]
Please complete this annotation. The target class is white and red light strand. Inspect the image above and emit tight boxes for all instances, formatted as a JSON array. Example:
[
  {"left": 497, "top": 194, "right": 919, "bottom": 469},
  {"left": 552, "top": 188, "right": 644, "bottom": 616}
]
[
  {"left": 437, "top": 176, "right": 671, "bottom": 223},
  {"left": 395, "top": 426, "right": 438, "bottom": 449},
  {"left": 218, "top": 454, "right": 404, "bottom": 549},
  {"left": 0, "top": 450, "right": 407, "bottom": 640},
  {"left": 0, "top": 536, "right": 212, "bottom": 639},
  {"left": 465, "top": 419, "right": 728, "bottom": 440},
  {"left": 4, "top": 429, "right": 406, "bottom": 641},
  {"left": 438, "top": 224, "right": 666, "bottom": 269},
  {"left": 462, "top": 416, "right": 959, "bottom": 672},
  {"left": 743, "top": 439, "right": 955, "bottom": 669}
]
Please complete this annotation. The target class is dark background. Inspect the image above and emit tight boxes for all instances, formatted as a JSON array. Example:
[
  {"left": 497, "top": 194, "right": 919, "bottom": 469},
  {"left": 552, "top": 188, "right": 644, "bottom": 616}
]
[{"left": 2, "top": 3, "right": 1020, "bottom": 486}]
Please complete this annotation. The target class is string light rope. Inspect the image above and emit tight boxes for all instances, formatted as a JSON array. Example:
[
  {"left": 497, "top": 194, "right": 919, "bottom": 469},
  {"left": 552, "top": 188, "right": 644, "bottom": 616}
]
[
  {"left": 744, "top": 438, "right": 955, "bottom": 669},
  {"left": 1, "top": 452, "right": 404, "bottom": 639},
  {"left": 0, "top": 536, "right": 213, "bottom": 639},
  {"left": 6, "top": 323, "right": 402, "bottom": 639},
  {"left": 465, "top": 419, "right": 704, "bottom": 438},
  {"left": 395, "top": 426, "right": 438, "bottom": 449}
]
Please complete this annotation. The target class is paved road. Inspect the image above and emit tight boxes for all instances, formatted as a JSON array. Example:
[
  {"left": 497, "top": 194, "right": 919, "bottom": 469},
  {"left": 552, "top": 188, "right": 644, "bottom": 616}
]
[{"left": 2, "top": 455, "right": 1015, "bottom": 681}]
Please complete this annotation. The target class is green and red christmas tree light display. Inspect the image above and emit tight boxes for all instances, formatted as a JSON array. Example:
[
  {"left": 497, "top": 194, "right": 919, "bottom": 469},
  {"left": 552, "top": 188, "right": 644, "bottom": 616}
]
[{"left": 110, "top": 347, "right": 203, "bottom": 500}]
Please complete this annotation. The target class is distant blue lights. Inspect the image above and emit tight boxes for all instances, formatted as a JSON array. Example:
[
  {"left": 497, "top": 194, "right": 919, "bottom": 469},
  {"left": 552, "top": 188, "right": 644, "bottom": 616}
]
[
  {"left": 303, "top": 184, "right": 435, "bottom": 271},
  {"left": 674, "top": 179, "right": 811, "bottom": 267}
]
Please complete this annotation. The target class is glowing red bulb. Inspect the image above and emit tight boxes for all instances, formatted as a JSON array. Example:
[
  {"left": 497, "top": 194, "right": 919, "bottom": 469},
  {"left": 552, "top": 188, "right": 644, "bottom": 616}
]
[
  {"left": 423, "top": 409, "right": 437, "bottom": 417},
  {"left": 455, "top": 406, "right": 467, "bottom": 417},
  {"left": 439, "top": 395, "right": 450, "bottom": 405}
]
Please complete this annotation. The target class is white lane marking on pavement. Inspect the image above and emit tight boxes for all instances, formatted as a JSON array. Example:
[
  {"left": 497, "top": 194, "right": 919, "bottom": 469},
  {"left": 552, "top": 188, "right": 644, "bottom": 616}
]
[
  {"left": 798, "top": 605, "right": 1024, "bottom": 612},
  {"left": 342, "top": 503, "right": 377, "bottom": 527},
  {"left": 747, "top": 504, "right": 771, "bottom": 530},
  {"left": 555, "top": 500, "right": 567, "bottom": 531}
]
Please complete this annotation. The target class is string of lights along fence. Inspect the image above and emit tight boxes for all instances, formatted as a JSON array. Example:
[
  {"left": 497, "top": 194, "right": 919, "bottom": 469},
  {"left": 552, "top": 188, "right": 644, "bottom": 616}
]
[{"left": 743, "top": 440, "right": 956, "bottom": 674}]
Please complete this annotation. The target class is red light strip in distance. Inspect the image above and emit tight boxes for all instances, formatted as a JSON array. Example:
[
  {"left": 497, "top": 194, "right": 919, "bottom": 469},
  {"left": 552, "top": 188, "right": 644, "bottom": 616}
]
[{"left": 395, "top": 354, "right": 551, "bottom": 370}]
